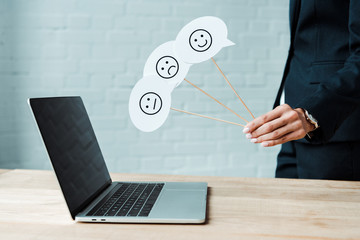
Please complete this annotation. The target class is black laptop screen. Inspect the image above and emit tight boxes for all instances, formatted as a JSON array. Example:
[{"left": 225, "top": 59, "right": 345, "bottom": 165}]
[{"left": 30, "top": 97, "right": 111, "bottom": 219}]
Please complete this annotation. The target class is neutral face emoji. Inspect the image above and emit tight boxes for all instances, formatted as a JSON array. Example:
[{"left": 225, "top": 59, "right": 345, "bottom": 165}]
[
  {"left": 156, "top": 56, "right": 179, "bottom": 79},
  {"left": 189, "top": 29, "right": 212, "bottom": 52},
  {"left": 139, "top": 92, "right": 163, "bottom": 115}
]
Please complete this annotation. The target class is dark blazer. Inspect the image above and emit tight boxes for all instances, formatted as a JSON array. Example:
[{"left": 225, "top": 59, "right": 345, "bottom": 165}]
[{"left": 274, "top": 0, "right": 360, "bottom": 143}]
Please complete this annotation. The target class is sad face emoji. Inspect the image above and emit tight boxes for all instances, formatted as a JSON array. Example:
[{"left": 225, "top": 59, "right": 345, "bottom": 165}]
[
  {"left": 189, "top": 29, "right": 212, "bottom": 52},
  {"left": 156, "top": 56, "right": 179, "bottom": 79}
]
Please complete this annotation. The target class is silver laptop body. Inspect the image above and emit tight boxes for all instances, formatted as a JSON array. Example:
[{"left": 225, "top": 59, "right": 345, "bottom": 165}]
[{"left": 29, "top": 96, "right": 207, "bottom": 224}]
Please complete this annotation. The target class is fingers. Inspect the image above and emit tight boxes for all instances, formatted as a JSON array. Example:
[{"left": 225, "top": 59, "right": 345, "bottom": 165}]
[
  {"left": 252, "top": 121, "right": 298, "bottom": 143},
  {"left": 255, "top": 121, "right": 306, "bottom": 146},
  {"left": 251, "top": 106, "right": 300, "bottom": 138},
  {"left": 243, "top": 104, "right": 292, "bottom": 134},
  {"left": 249, "top": 117, "right": 287, "bottom": 139},
  {"left": 243, "top": 105, "right": 308, "bottom": 147},
  {"left": 261, "top": 128, "right": 306, "bottom": 147}
]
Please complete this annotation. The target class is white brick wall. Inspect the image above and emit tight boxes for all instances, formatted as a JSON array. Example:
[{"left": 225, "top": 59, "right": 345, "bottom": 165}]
[{"left": 0, "top": 0, "right": 289, "bottom": 177}]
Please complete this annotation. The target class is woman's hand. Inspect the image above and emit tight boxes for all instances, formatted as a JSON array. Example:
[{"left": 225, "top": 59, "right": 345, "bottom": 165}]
[{"left": 243, "top": 104, "right": 315, "bottom": 147}]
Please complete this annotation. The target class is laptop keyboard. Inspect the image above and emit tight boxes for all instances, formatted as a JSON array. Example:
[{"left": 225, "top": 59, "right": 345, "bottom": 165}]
[{"left": 86, "top": 183, "right": 164, "bottom": 217}]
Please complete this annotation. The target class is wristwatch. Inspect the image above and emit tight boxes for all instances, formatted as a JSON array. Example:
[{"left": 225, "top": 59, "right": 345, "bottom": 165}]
[{"left": 303, "top": 109, "right": 319, "bottom": 138}]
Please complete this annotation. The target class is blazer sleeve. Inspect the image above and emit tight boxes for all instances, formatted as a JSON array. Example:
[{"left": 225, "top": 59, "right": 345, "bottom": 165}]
[{"left": 295, "top": 0, "right": 360, "bottom": 143}]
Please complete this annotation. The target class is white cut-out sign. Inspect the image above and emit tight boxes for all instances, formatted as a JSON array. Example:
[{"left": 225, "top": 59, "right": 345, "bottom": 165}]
[
  {"left": 129, "top": 75, "right": 172, "bottom": 132},
  {"left": 143, "top": 41, "right": 191, "bottom": 90},
  {"left": 174, "top": 16, "right": 235, "bottom": 64},
  {"left": 129, "top": 16, "right": 237, "bottom": 132}
]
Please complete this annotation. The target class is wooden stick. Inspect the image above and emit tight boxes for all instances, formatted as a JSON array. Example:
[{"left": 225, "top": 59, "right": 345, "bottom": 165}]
[
  {"left": 184, "top": 78, "right": 248, "bottom": 123},
  {"left": 211, "top": 57, "right": 255, "bottom": 119},
  {"left": 171, "top": 107, "right": 245, "bottom": 127}
]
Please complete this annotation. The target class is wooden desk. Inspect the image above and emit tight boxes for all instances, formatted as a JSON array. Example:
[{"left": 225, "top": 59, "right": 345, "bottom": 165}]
[{"left": 0, "top": 169, "right": 360, "bottom": 240}]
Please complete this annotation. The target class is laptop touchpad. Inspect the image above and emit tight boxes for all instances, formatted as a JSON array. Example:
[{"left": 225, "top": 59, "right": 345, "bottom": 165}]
[{"left": 150, "top": 188, "right": 206, "bottom": 219}]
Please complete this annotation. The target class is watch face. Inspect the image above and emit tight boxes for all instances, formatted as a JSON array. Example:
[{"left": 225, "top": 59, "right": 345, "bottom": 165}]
[{"left": 305, "top": 110, "right": 319, "bottom": 129}]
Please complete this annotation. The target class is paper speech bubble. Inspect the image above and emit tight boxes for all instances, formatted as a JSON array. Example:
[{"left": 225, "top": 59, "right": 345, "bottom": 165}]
[
  {"left": 143, "top": 41, "right": 191, "bottom": 90},
  {"left": 174, "top": 16, "right": 235, "bottom": 64},
  {"left": 129, "top": 75, "right": 172, "bottom": 132}
]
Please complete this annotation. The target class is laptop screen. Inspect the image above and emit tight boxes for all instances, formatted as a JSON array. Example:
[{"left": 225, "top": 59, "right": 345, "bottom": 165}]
[{"left": 29, "top": 96, "right": 112, "bottom": 219}]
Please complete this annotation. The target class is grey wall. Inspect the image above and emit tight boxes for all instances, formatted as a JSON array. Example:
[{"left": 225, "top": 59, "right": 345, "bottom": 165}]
[{"left": 0, "top": 0, "right": 289, "bottom": 177}]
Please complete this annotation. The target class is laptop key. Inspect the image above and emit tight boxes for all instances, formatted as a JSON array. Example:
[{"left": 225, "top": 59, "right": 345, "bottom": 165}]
[
  {"left": 105, "top": 209, "right": 118, "bottom": 216},
  {"left": 117, "top": 208, "right": 129, "bottom": 216}
]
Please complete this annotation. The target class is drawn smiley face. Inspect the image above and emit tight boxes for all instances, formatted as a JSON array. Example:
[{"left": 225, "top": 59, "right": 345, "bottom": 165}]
[
  {"left": 189, "top": 29, "right": 212, "bottom": 52},
  {"left": 156, "top": 56, "right": 179, "bottom": 79},
  {"left": 139, "top": 92, "right": 163, "bottom": 115}
]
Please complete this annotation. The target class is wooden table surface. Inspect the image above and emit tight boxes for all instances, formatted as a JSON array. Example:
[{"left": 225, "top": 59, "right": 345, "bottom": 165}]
[{"left": 0, "top": 169, "right": 360, "bottom": 240}]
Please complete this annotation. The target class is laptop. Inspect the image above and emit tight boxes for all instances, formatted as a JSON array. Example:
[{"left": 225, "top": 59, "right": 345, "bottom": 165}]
[{"left": 28, "top": 96, "right": 207, "bottom": 223}]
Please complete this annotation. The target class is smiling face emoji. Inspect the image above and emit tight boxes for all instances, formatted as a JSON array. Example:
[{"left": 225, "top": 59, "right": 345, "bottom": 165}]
[
  {"left": 189, "top": 29, "right": 212, "bottom": 52},
  {"left": 155, "top": 56, "right": 179, "bottom": 79},
  {"left": 139, "top": 92, "right": 163, "bottom": 115}
]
